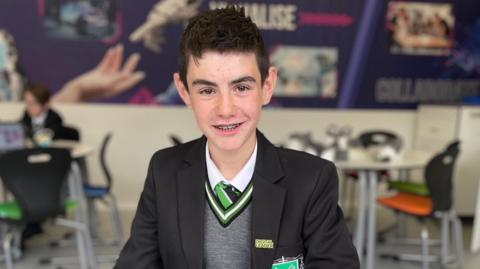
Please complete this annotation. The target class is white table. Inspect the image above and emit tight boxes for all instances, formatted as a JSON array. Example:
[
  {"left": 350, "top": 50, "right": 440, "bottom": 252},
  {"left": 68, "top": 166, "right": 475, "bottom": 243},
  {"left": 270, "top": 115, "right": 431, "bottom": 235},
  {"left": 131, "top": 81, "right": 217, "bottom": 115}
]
[
  {"left": 24, "top": 140, "right": 94, "bottom": 159},
  {"left": 335, "top": 149, "right": 432, "bottom": 269}
]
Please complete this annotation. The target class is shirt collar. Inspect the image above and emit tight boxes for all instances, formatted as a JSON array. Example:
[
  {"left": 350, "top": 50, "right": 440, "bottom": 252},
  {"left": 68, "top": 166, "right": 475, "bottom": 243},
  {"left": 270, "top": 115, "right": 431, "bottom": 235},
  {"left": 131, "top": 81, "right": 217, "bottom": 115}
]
[
  {"left": 32, "top": 111, "right": 47, "bottom": 127},
  {"left": 206, "top": 141, "right": 257, "bottom": 193}
]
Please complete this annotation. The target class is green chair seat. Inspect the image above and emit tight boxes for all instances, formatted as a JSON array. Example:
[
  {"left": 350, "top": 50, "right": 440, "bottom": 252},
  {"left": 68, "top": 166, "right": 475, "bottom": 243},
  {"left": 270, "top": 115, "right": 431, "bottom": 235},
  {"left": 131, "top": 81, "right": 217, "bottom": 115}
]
[
  {"left": 0, "top": 200, "right": 78, "bottom": 221},
  {"left": 388, "top": 181, "right": 430, "bottom": 196}
]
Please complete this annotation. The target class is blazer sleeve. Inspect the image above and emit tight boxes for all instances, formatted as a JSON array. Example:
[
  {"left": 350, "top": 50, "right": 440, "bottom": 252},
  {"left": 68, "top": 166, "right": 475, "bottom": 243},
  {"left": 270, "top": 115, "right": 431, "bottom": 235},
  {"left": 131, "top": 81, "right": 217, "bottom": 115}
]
[
  {"left": 19, "top": 111, "right": 33, "bottom": 138},
  {"left": 303, "top": 161, "right": 360, "bottom": 268},
  {"left": 45, "top": 109, "right": 64, "bottom": 139},
  {"left": 114, "top": 155, "right": 164, "bottom": 269}
]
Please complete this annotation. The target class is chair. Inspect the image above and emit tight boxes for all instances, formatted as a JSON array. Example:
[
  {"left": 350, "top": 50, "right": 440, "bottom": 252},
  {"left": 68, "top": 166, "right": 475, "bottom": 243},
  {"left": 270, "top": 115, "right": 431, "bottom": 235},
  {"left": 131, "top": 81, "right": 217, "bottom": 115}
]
[
  {"left": 169, "top": 134, "right": 183, "bottom": 146},
  {"left": 0, "top": 148, "right": 95, "bottom": 269},
  {"left": 358, "top": 130, "right": 402, "bottom": 150},
  {"left": 341, "top": 130, "right": 402, "bottom": 217},
  {"left": 56, "top": 125, "right": 81, "bottom": 141},
  {"left": 377, "top": 141, "right": 463, "bottom": 269},
  {"left": 83, "top": 132, "right": 124, "bottom": 246},
  {"left": 387, "top": 142, "right": 461, "bottom": 196}
]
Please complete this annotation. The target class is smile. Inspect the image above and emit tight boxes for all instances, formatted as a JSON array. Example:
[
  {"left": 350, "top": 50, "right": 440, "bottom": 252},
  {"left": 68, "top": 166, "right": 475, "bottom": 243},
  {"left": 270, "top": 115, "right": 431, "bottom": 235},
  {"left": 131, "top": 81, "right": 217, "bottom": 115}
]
[{"left": 213, "top": 123, "right": 242, "bottom": 131}]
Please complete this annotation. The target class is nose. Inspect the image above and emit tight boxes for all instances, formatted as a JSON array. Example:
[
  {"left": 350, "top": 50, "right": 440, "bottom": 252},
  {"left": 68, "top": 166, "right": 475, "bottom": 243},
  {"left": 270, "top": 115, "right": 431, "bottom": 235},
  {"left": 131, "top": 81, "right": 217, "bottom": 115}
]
[{"left": 217, "top": 92, "right": 236, "bottom": 118}]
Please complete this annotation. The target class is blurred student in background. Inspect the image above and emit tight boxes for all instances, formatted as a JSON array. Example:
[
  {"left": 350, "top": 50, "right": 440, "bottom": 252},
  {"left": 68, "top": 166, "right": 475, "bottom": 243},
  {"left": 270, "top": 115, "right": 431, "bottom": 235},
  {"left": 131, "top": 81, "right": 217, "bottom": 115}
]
[{"left": 20, "top": 84, "right": 65, "bottom": 140}]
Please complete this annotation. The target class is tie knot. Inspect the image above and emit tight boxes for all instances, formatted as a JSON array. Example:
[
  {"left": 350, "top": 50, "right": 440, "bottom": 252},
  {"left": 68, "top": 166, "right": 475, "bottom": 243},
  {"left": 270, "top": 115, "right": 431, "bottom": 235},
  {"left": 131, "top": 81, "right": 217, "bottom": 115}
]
[
  {"left": 217, "top": 181, "right": 238, "bottom": 191},
  {"left": 214, "top": 181, "right": 241, "bottom": 209}
]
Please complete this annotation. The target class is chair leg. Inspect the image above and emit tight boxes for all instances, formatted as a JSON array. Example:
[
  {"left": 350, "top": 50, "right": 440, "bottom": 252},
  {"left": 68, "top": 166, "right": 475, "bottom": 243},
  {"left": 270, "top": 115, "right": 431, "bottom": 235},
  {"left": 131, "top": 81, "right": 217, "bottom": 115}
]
[
  {"left": 75, "top": 226, "right": 89, "bottom": 269},
  {"left": 51, "top": 218, "right": 97, "bottom": 269},
  {"left": 10, "top": 226, "right": 23, "bottom": 260},
  {"left": 399, "top": 212, "right": 409, "bottom": 238},
  {"left": 3, "top": 229, "right": 14, "bottom": 269},
  {"left": 108, "top": 194, "right": 124, "bottom": 246},
  {"left": 452, "top": 214, "right": 464, "bottom": 268},
  {"left": 81, "top": 224, "right": 97, "bottom": 269},
  {"left": 441, "top": 213, "right": 449, "bottom": 265},
  {"left": 87, "top": 199, "right": 99, "bottom": 239},
  {"left": 420, "top": 224, "right": 429, "bottom": 269}
]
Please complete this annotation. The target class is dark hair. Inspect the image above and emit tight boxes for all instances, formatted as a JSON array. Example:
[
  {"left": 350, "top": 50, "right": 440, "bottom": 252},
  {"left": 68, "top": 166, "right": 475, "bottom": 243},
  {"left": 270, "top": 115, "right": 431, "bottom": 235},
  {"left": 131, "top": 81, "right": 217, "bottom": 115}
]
[
  {"left": 178, "top": 5, "right": 269, "bottom": 89},
  {"left": 26, "top": 84, "right": 51, "bottom": 105}
]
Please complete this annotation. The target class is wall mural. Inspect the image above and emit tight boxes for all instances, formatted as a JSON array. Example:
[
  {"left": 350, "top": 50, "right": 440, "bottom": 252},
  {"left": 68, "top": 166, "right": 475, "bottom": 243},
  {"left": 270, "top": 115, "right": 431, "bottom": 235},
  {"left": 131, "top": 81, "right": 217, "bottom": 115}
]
[{"left": 0, "top": 0, "right": 478, "bottom": 108}]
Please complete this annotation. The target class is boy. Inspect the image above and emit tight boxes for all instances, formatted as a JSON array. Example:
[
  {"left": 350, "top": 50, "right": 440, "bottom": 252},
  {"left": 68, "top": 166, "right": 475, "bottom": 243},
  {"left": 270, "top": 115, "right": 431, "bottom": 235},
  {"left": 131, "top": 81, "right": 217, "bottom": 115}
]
[
  {"left": 115, "top": 6, "right": 359, "bottom": 269},
  {"left": 21, "top": 84, "right": 64, "bottom": 140}
]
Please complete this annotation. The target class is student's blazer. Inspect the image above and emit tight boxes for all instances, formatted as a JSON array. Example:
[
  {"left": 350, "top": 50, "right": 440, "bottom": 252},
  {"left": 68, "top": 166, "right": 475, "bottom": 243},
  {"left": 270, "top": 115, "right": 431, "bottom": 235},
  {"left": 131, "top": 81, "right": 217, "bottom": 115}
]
[{"left": 114, "top": 131, "right": 359, "bottom": 269}]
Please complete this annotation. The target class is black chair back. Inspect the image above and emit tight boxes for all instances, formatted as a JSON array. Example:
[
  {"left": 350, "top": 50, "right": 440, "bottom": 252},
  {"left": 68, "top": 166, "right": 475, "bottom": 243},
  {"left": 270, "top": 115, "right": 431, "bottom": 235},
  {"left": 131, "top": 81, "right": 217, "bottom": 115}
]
[
  {"left": 0, "top": 148, "right": 72, "bottom": 223},
  {"left": 100, "top": 133, "right": 113, "bottom": 191},
  {"left": 358, "top": 130, "right": 402, "bottom": 150},
  {"left": 425, "top": 141, "right": 461, "bottom": 212},
  {"left": 56, "top": 126, "right": 80, "bottom": 141},
  {"left": 169, "top": 134, "right": 183, "bottom": 146}
]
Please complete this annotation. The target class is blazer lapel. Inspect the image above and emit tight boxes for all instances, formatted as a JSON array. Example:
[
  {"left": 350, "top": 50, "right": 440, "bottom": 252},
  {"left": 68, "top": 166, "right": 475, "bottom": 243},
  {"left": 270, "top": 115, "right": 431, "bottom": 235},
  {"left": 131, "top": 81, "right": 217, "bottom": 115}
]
[
  {"left": 177, "top": 138, "right": 207, "bottom": 269},
  {"left": 251, "top": 132, "right": 286, "bottom": 269}
]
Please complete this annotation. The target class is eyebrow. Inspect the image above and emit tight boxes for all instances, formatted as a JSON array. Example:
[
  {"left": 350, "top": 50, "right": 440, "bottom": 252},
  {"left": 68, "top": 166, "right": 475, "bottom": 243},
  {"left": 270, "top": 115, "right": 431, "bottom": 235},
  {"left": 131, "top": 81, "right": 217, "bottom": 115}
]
[
  {"left": 191, "top": 79, "right": 217, "bottom": 87},
  {"left": 191, "top": 76, "right": 257, "bottom": 87},
  {"left": 230, "top": 76, "right": 256, "bottom": 85}
]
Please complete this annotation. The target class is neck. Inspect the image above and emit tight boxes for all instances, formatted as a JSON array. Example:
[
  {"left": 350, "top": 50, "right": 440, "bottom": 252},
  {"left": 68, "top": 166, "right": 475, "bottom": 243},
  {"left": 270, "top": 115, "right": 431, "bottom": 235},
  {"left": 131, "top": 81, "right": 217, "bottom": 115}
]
[{"left": 209, "top": 139, "right": 256, "bottom": 181}]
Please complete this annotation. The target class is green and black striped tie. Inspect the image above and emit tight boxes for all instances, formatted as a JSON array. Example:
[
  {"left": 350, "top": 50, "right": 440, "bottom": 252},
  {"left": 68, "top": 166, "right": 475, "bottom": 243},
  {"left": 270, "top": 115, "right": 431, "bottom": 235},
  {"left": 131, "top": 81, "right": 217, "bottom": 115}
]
[{"left": 214, "top": 181, "right": 241, "bottom": 209}]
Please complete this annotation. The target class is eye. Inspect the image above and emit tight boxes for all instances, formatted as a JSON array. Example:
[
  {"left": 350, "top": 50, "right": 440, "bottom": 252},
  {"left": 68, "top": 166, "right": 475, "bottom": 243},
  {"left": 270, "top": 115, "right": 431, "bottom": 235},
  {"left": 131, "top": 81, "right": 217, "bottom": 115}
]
[
  {"left": 234, "top": 85, "right": 251, "bottom": 94},
  {"left": 199, "top": 88, "right": 215, "bottom": 96}
]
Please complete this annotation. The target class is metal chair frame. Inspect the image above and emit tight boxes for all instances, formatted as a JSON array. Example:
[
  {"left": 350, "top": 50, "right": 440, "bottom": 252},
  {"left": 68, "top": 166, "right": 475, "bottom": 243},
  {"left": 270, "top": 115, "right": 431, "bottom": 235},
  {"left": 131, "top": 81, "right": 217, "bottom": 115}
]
[
  {"left": 0, "top": 148, "right": 96, "bottom": 269},
  {"left": 378, "top": 141, "right": 464, "bottom": 269},
  {"left": 84, "top": 132, "right": 124, "bottom": 246}
]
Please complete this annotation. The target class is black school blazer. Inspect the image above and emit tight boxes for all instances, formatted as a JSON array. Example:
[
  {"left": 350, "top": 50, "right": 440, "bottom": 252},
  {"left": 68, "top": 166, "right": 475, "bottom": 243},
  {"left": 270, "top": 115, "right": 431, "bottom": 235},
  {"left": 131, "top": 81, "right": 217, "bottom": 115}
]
[{"left": 114, "top": 131, "right": 359, "bottom": 269}]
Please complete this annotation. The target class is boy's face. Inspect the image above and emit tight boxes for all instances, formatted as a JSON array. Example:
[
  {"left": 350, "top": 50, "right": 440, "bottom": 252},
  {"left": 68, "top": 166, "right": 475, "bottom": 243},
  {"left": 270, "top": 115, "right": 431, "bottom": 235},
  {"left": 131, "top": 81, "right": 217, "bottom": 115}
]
[
  {"left": 174, "top": 51, "right": 276, "bottom": 155},
  {"left": 24, "top": 91, "right": 47, "bottom": 118}
]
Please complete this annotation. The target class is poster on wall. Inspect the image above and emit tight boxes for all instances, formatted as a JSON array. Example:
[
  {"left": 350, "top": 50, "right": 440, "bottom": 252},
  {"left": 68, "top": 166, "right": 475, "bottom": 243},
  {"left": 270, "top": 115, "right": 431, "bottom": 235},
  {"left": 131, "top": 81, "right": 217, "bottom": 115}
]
[
  {"left": 271, "top": 46, "right": 338, "bottom": 98},
  {"left": 386, "top": 1, "right": 454, "bottom": 56},
  {"left": 42, "top": 0, "right": 119, "bottom": 41},
  {"left": 0, "top": 0, "right": 479, "bottom": 108},
  {"left": 356, "top": 0, "right": 480, "bottom": 109}
]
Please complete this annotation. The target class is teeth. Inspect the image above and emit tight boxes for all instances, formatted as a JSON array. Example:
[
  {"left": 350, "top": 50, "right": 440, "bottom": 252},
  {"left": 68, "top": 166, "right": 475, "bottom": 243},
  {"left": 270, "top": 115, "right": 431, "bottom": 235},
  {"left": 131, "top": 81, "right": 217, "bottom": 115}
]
[{"left": 216, "top": 124, "right": 240, "bottom": 131}]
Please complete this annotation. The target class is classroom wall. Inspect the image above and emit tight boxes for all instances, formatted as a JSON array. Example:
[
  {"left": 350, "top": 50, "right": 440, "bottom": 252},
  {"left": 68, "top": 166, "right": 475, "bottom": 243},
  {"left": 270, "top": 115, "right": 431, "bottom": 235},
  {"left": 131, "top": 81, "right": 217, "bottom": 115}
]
[{"left": 0, "top": 103, "right": 416, "bottom": 210}]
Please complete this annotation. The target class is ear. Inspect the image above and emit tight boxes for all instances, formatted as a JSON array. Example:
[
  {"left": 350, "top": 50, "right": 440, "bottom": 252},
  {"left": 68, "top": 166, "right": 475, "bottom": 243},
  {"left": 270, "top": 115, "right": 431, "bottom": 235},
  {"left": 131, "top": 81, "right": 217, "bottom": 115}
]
[
  {"left": 261, "top": 66, "right": 277, "bottom": 105},
  {"left": 173, "top": 73, "right": 191, "bottom": 107}
]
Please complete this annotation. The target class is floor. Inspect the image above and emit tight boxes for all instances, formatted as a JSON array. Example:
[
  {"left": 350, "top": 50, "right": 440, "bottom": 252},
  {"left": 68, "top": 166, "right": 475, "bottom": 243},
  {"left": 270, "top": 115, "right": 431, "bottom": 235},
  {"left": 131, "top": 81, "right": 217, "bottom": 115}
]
[{"left": 5, "top": 208, "right": 480, "bottom": 269}]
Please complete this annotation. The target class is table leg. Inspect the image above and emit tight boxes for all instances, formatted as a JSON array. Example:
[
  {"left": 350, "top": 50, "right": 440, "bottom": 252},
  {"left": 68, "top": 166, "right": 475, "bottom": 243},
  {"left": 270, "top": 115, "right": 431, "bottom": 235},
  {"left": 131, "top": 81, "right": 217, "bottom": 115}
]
[
  {"left": 70, "top": 161, "right": 98, "bottom": 268},
  {"left": 366, "top": 170, "right": 378, "bottom": 269},
  {"left": 396, "top": 168, "right": 409, "bottom": 237},
  {"left": 398, "top": 168, "right": 409, "bottom": 180},
  {"left": 354, "top": 170, "right": 368, "bottom": 264}
]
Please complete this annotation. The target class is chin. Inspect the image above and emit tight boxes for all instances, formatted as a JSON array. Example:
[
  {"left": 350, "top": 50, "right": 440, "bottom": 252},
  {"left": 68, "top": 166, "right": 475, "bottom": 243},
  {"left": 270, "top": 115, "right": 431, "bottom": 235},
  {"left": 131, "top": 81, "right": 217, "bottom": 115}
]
[{"left": 212, "top": 139, "right": 243, "bottom": 151}]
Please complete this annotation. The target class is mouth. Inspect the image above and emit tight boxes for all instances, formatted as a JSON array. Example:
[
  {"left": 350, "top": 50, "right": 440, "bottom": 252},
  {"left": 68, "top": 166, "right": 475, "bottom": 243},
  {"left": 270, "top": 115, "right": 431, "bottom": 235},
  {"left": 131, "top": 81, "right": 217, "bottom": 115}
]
[{"left": 213, "top": 122, "right": 243, "bottom": 132}]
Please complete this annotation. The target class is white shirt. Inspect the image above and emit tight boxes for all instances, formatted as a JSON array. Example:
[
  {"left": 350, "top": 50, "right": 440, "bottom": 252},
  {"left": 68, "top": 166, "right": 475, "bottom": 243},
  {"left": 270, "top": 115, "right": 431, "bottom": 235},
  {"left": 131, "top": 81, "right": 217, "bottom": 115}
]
[
  {"left": 31, "top": 111, "right": 47, "bottom": 131},
  {"left": 206, "top": 141, "right": 257, "bottom": 193}
]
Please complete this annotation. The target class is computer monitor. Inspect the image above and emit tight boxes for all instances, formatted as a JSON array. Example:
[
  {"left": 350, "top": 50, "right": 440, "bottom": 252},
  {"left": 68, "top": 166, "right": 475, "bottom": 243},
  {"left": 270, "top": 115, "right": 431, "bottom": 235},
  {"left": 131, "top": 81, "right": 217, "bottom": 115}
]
[{"left": 0, "top": 122, "right": 25, "bottom": 152}]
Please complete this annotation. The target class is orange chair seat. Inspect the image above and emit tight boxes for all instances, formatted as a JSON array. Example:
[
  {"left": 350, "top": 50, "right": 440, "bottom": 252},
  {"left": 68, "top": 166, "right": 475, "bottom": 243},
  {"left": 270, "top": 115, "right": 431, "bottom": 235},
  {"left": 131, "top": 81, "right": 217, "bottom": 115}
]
[{"left": 377, "top": 192, "right": 432, "bottom": 217}]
